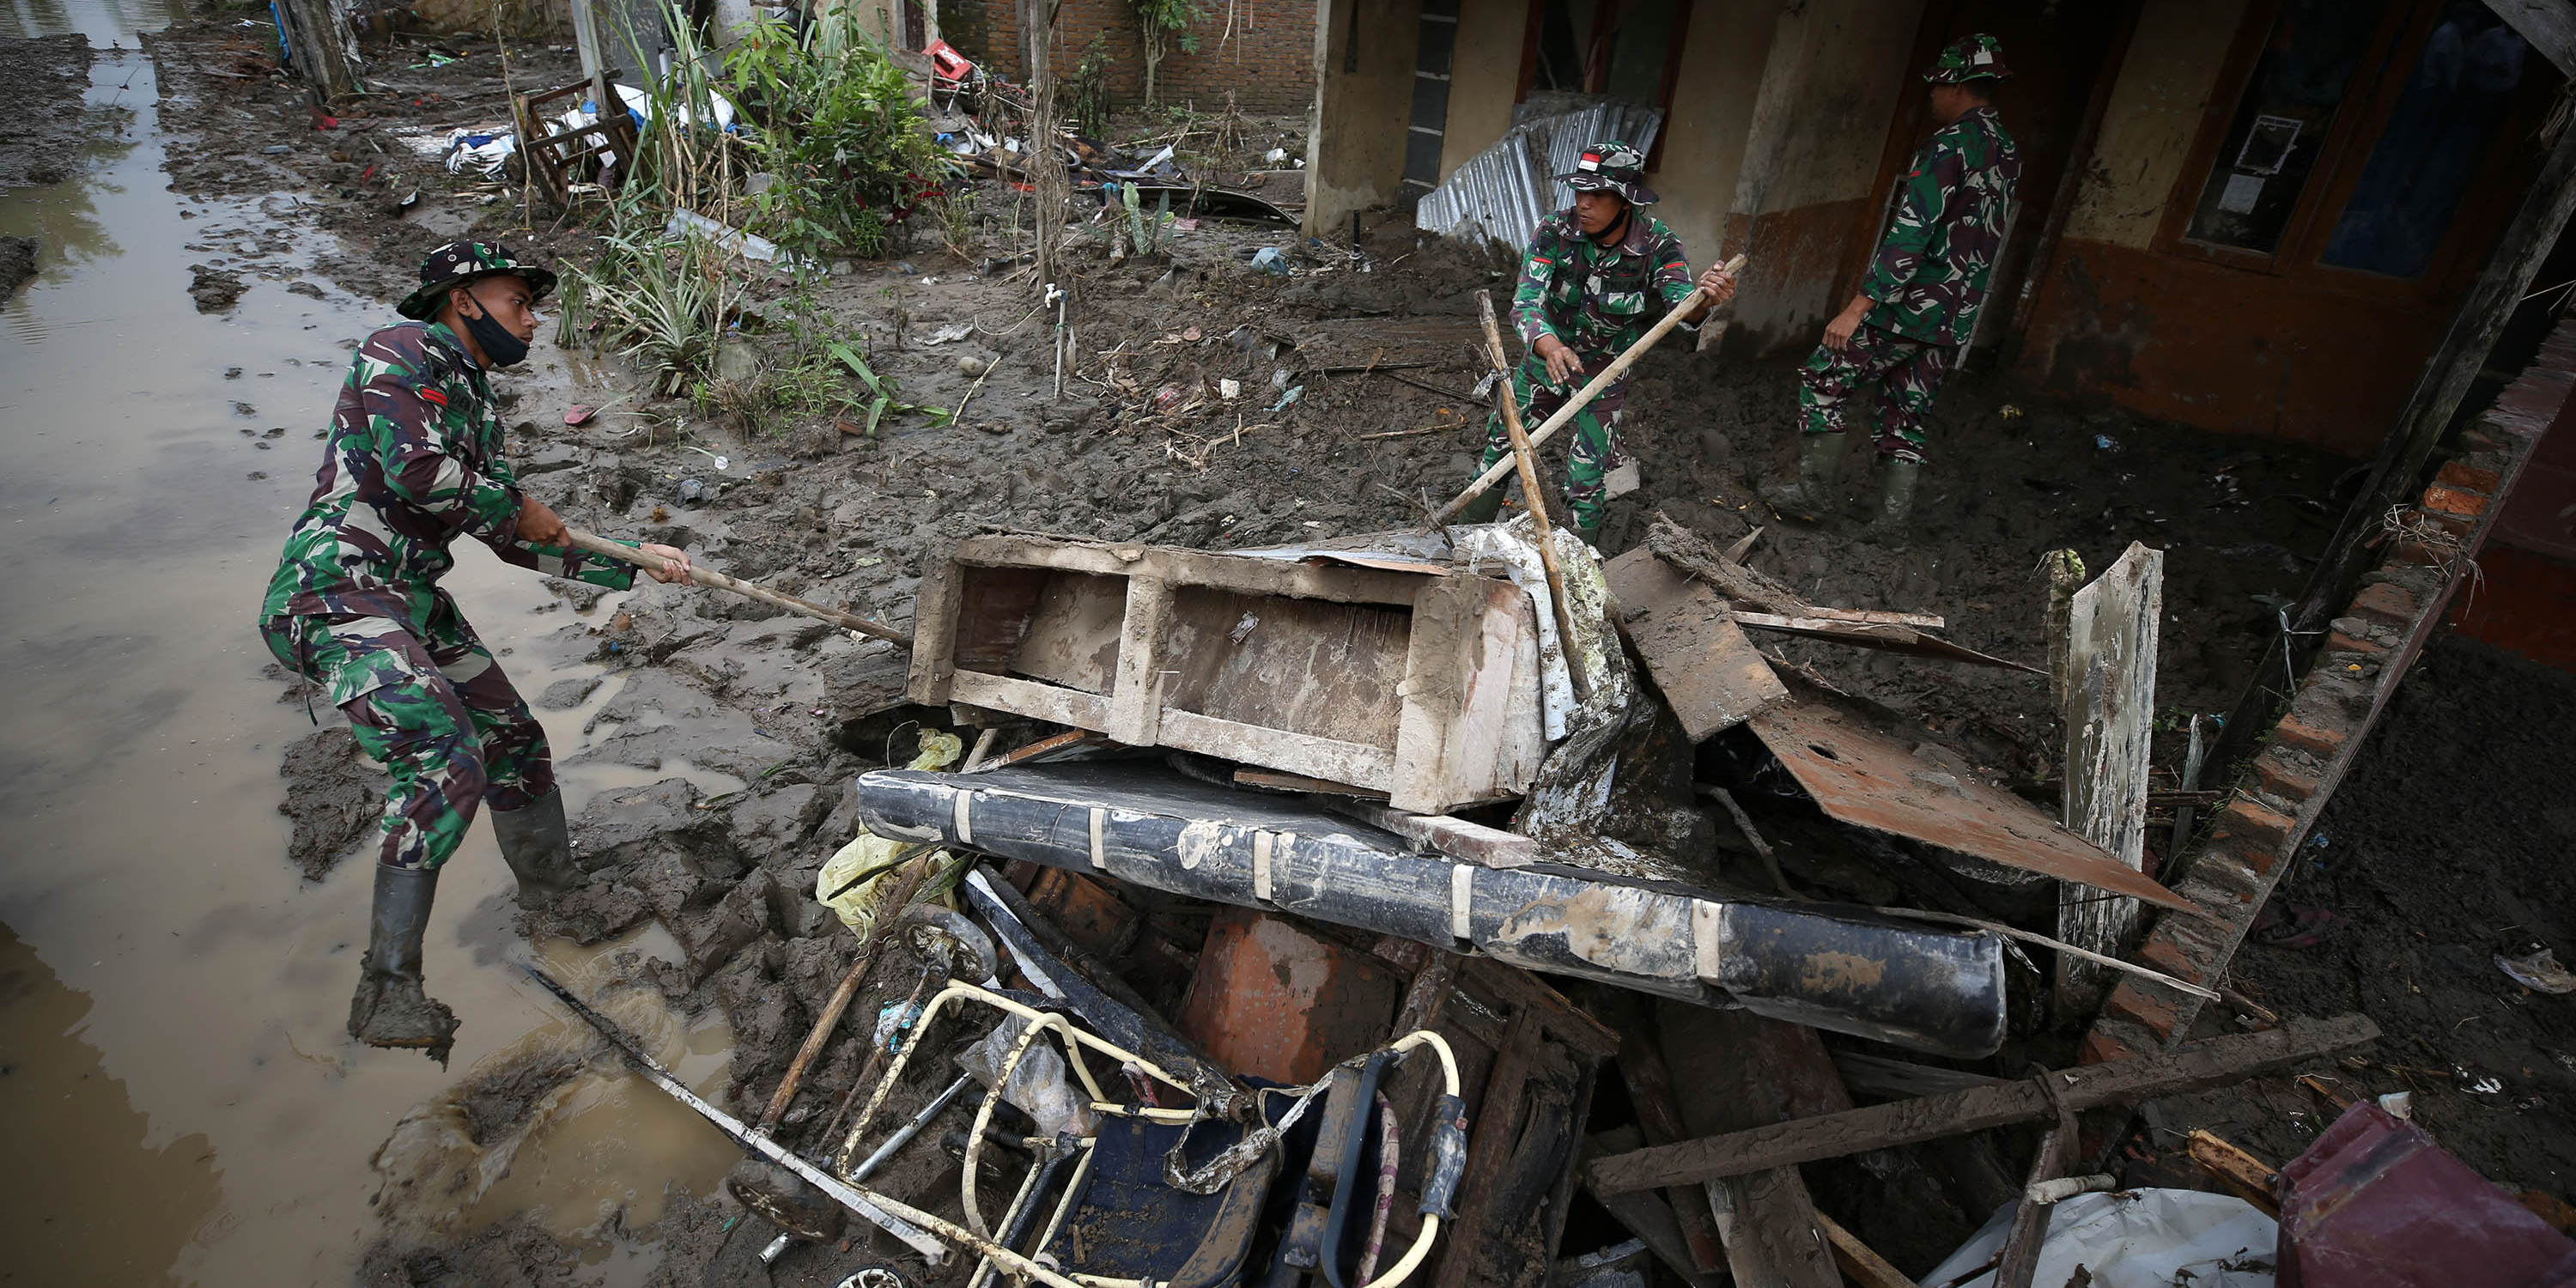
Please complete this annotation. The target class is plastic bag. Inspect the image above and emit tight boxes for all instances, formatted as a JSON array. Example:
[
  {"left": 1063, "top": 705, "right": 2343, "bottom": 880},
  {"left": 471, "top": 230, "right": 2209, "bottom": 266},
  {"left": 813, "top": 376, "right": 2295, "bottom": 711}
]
[
  {"left": 815, "top": 730, "right": 965, "bottom": 933},
  {"left": 957, "top": 1015, "right": 1099, "bottom": 1139}
]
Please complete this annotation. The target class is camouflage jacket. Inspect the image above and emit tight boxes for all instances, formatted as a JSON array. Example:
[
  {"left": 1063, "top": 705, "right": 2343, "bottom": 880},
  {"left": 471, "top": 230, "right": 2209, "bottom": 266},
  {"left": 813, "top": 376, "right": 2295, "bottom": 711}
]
[
  {"left": 1861, "top": 106, "right": 2019, "bottom": 347},
  {"left": 261, "top": 320, "right": 633, "bottom": 629},
  {"left": 1511, "top": 208, "right": 1698, "bottom": 361}
]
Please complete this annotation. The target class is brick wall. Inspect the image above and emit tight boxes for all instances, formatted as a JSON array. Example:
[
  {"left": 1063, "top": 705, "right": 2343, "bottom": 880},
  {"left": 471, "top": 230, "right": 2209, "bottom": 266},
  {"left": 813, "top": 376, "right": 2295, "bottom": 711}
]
[
  {"left": 2081, "top": 315, "right": 2576, "bottom": 1066},
  {"left": 939, "top": 0, "right": 1319, "bottom": 115}
]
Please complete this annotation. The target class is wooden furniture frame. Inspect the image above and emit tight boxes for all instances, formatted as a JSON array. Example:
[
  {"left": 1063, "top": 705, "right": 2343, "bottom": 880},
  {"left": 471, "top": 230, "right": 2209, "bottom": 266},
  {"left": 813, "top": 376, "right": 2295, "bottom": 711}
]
[{"left": 908, "top": 534, "right": 1549, "bottom": 815}]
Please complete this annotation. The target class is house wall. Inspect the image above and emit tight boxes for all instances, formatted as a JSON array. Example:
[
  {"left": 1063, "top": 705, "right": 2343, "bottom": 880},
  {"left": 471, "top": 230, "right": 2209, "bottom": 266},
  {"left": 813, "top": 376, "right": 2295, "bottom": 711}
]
[
  {"left": 1719, "top": 0, "right": 1925, "bottom": 353},
  {"left": 2011, "top": 0, "right": 2453, "bottom": 455},
  {"left": 1434, "top": 0, "right": 1524, "bottom": 180},
  {"left": 1640, "top": 0, "right": 1774, "bottom": 272},
  {"left": 1303, "top": 0, "right": 1425, "bottom": 237},
  {"left": 941, "top": 0, "right": 1322, "bottom": 113}
]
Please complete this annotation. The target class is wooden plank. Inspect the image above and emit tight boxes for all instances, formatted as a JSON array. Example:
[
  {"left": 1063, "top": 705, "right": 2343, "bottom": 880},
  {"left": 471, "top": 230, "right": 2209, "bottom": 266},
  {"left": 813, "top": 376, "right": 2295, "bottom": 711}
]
[
  {"left": 1006, "top": 570, "right": 1128, "bottom": 695},
  {"left": 1733, "top": 612, "right": 2044, "bottom": 674},
  {"left": 947, "top": 671, "right": 1110, "bottom": 732},
  {"left": 2056, "top": 542, "right": 2164, "bottom": 1020},
  {"left": 2188, "top": 1128, "right": 2281, "bottom": 1216},
  {"left": 1156, "top": 587, "right": 1411, "bottom": 750},
  {"left": 1817, "top": 1212, "right": 1916, "bottom": 1288},
  {"left": 1602, "top": 548, "right": 1788, "bottom": 740},
  {"left": 1588, "top": 1014, "right": 2380, "bottom": 1194},
  {"left": 906, "top": 559, "right": 964, "bottom": 705},
  {"left": 1106, "top": 575, "right": 1172, "bottom": 745},
  {"left": 1583, "top": 1129, "right": 1724, "bottom": 1288},
  {"left": 1613, "top": 1024, "right": 1727, "bottom": 1273},
  {"left": 1392, "top": 574, "right": 1498, "bottom": 814},
  {"left": 1656, "top": 1003, "right": 1839, "bottom": 1288},
  {"left": 1157, "top": 709, "right": 1396, "bottom": 792},
  {"left": 2488, "top": 0, "right": 2576, "bottom": 76},
  {"left": 1323, "top": 799, "right": 1537, "bottom": 868},
  {"left": 956, "top": 533, "right": 1429, "bottom": 607},
  {"left": 1236, "top": 769, "right": 1388, "bottom": 799}
]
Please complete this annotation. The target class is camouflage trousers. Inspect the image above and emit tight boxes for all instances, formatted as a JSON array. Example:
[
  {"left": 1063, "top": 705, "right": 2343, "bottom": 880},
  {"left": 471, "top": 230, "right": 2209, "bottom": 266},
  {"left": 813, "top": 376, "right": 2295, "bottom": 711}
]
[
  {"left": 1797, "top": 322, "right": 1952, "bottom": 464},
  {"left": 260, "top": 597, "right": 552, "bottom": 872},
  {"left": 1479, "top": 349, "right": 1630, "bottom": 530}
]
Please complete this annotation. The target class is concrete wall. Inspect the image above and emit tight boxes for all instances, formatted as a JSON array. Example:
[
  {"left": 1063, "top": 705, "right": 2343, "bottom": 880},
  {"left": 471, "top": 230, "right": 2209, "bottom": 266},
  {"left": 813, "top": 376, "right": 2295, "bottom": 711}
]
[
  {"left": 1721, "top": 0, "right": 1925, "bottom": 351},
  {"left": 1641, "top": 0, "right": 1774, "bottom": 274},
  {"left": 1303, "top": 0, "right": 1425, "bottom": 237},
  {"left": 2056, "top": 0, "right": 2248, "bottom": 250},
  {"left": 1434, "top": 0, "right": 1525, "bottom": 179}
]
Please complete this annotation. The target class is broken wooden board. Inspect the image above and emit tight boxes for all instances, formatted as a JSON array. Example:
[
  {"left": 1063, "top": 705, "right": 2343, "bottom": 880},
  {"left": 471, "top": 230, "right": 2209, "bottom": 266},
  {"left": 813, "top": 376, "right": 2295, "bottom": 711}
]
[
  {"left": 2056, "top": 541, "right": 2165, "bottom": 1018},
  {"left": 1588, "top": 1013, "right": 2381, "bottom": 1193},
  {"left": 1656, "top": 1002, "right": 1843, "bottom": 1288},
  {"left": 1746, "top": 696, "right": 2192, "bottom": 911},
  {"left": 1732, "top": 612, "right": 2046, "bottom": 674},
  {"left": 1603, "top": 548, "right": 1788, "bottom": 740}
]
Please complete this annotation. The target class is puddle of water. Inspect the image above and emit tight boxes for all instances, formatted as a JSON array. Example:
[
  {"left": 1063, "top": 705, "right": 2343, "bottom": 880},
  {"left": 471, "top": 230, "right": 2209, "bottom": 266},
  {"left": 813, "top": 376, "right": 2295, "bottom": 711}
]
[{"left": 0, "top": 9, "right": 745, "bottom": 1285}]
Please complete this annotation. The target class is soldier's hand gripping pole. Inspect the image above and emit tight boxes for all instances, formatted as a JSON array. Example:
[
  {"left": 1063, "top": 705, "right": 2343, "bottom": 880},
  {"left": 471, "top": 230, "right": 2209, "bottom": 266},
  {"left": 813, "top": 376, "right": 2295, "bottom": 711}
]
[
  {"left": 1475, "top": 289, "right": 1591, "bottom": 703},
  {"left": 1431, "top": 252, "right": 1747, "bottom": 530},
  {"left": 566, "top": 527, "right": 913, "bottom": 647}
]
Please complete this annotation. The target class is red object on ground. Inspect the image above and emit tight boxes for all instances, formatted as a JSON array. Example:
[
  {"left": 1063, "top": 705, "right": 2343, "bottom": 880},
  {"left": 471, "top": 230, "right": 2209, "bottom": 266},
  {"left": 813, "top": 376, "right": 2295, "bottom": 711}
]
[
  {"left": 1175, "top": 908, "right": 1398, "bottom": 1084},
  {"left": 925, "top": 39, "right": 974, "bottom": 86},
  {"left": 2278, "top": 1103, "right": 2576, "bottom": 1287}
]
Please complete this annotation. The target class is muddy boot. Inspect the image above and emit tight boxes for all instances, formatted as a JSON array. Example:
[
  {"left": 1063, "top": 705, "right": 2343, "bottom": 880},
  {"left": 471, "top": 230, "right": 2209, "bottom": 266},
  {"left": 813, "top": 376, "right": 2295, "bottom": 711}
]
[
  {"left": 1455, "top": 484, "right": 1506, "bottom": 526},
  {"left": 348, "top": 864, "right": 459, "bottom": 1061},
  {"left": 1571, "top": 522, "right": 1601, "bottom": 548},
  {"left": 1759, "top": 432, "right": 1844, "bottom": 522},
  {"left": 491, "top": 790, "right": 583, "bottom": 909},
  {"left": 1858, "top": 458, "right": 1922, "bottom": 544}
]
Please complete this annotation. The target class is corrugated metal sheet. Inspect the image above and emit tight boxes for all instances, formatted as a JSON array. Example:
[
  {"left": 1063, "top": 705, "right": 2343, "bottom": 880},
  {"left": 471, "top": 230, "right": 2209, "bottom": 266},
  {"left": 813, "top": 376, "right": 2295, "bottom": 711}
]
[{"left": 1414, "top": 100, "right": 1665, "bottom": 252}]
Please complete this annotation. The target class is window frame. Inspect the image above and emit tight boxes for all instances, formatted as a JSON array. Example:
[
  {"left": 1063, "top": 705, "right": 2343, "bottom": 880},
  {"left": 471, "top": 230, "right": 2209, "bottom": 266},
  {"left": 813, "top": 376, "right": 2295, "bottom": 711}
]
[{"left": 2154, "top": 0, "right": 2543, "bottom": 301}]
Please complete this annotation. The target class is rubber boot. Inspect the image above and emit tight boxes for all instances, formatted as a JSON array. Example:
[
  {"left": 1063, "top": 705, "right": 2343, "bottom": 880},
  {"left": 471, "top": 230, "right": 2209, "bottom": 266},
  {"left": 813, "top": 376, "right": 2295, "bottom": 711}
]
[
  {"left": 1455, "top": 483, "right": 1506, "bottom": 526},
  {"left": 1858, "top": 458, "right": 1922, "bottom": 544},
  {"left": 1759, "top": 432, "right": 1845, "bottom": 522},
  {"left": 491, "top": 790, "right": 583, "bottom": 909},
  {"left": 1571, "top": 522, "right": 1601, "bottom": 548},
  {"left": 349, "top": 864, "right": 459, "bottom": 1060}
]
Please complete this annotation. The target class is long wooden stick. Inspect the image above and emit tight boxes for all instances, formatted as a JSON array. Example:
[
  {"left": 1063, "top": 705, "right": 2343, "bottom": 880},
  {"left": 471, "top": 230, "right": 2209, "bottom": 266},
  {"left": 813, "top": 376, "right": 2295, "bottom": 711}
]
[
  {"left": 755, "top": 857, "right": 937, "bottom": 1135},
  {"left": 1435, "top": 252, "right": 1747, "bottom": 526},
  {"left": 1476, "top": 290, "right": 1590, "bottom": 703},
  {"left": 1587, "top": 1014, "right": 2379, "bottom": 1194},
  {"left": 567, "top": 527, "right": 912, "bottom": 647}
]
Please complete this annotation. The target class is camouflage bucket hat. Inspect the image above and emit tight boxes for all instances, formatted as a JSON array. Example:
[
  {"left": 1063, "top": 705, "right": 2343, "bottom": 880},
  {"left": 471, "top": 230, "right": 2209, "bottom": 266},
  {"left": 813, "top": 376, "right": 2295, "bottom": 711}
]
[
  {"left": 397, "top": 240, "right": 559, "bottom": 320},
  {"left": 1558, "top": 140, "right": 1659, "bottom": 206},
  {"left": 1924, "top": 33, "right": 2011, "bottom": 83}
]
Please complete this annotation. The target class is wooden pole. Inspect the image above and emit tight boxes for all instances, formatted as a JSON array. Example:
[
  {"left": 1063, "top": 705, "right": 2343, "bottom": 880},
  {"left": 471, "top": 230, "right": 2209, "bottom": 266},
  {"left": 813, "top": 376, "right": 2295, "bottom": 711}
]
[
  {"left": 1475, "top": 290, "right": 1590, "bottom": 703},
  {"left": 754, "top": 857, "right": 935, "bottom": 1135},
  {"left": 567, "top": 528, "right": 912, "bottom": 646},
  {"left": 1433, "top": 254, "right": 1746, "bottom": 527},
  {"left": 1586, "top": 1014, "right": 2379, "bottom": 1194}
]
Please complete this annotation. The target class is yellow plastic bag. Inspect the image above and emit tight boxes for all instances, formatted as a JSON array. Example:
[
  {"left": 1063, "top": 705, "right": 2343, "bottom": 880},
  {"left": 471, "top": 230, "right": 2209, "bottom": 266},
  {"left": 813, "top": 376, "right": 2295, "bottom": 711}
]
[{"left": 816, "top": 730, "right": 964, "bottom": 934}]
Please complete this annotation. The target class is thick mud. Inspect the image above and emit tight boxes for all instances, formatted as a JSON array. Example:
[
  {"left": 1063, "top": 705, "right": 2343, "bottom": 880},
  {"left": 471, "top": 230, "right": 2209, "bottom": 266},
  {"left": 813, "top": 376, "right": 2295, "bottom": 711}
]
[
  {"left": 16, "top": 8, "right": 2409, "bottom": 1284},
  {"left": 2152, "top": 635, "right": 2576, "bottom": 1196}
]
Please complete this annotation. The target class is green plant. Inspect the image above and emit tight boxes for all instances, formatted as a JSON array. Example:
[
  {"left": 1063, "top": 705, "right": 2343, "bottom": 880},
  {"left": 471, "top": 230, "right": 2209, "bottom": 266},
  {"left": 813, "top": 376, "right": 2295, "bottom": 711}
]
[
  {"left": 573, "top": 217, "right": 744, "bottom": 397},
  {"left": 723, "top": 10, "right": 951, "bottom": 259},
  {"left": 1121, "top": 182, "right": 1175, "bottom": 258},
  {"left": 1066, "top": 38, "right": 1115, "bottom": 138},
  {"left": 825, "top": 339, "right": 952, "bottom": 436},
  {"left": 1129, "top": 0, "right": 1206, "bottom": 107},
  {"left": 931, "top": 186, "right": 979, "bottom": 260}
]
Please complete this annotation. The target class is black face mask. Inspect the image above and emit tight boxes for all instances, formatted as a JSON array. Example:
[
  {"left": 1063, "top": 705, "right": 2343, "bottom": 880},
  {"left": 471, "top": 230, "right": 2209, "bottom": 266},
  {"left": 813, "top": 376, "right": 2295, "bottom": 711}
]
[{"left": 458, "top": 289, "right": 531, "bottom": 368}]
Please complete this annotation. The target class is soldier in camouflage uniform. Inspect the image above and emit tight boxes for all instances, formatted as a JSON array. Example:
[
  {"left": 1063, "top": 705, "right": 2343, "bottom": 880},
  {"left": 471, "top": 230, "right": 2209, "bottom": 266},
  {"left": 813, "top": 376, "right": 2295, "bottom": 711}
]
[
  {"left": 1457, "top": 141, "right": 1736, "bottom": 541},
  {"left": 1764, "top": 33, "right": 2020, "bottom": 538},
  {"left": 259, "top": 241, "right": 693, "bottom": 1058}
]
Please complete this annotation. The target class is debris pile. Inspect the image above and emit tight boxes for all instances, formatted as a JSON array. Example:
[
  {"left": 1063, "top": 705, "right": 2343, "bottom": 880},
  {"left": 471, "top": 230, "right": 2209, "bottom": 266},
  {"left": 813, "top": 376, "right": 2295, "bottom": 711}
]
[{"left": 495, "top": 507, "right": 2569, "bottom": 1288}]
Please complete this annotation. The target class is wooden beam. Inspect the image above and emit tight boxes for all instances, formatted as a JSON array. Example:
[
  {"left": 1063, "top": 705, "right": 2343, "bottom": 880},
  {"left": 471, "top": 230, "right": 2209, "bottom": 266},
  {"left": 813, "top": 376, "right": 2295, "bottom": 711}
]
[
  {"left": 1830, "top": 1050, "right": 2008, "bottom": 1100},
  {"left": 2206, "top": 96, "right": 2576, "bottom": 804},
  {"left": 1105, "top": 575, "right": 1172, "bottom": 745},
  {"left": 2056, "top": 543, "right": 2164, "bottom": 1021},
  {"left": 1816, "top": 1212, "right": 1916, "bottom": 1288},
  {"left": 1324, "top": 799, "right": 1537, "bottom": 868},
  {"left": 1588, "top": 1014, "right": 2380, "bottom": 1194},
  {"left": 1657, "top": 1004, "right": 1840, "bottom": 1288},
  {"left": 1602, "top": 549, "right": 1788, "bottom": 740},
  {"left": 2188, "top": 1128, "right": 2281, "bottom": 1216},
  {"left": 2488, "top": 0, "right": 2576, "bottom": 76},
  {"left": 948, "top": 670, "right": 1110, "bottom": 732}
]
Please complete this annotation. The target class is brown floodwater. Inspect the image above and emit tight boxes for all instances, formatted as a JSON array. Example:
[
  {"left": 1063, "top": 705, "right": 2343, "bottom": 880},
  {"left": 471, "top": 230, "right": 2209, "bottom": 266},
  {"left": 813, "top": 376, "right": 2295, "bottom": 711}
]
[{"left": 0, "top": 4, "right": 744, "bottom": 1281}]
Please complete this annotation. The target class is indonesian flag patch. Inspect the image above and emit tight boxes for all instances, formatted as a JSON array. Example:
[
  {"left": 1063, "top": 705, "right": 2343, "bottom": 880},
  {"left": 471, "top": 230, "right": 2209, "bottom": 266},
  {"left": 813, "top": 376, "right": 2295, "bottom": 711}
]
[{"left": 1577, "top": 152, "right": 1602, "bottom": 172}]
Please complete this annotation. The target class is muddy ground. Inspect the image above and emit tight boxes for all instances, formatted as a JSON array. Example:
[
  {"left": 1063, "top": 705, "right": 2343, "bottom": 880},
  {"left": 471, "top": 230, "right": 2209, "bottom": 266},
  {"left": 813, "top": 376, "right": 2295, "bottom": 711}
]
[
  {"left": 2135, "top": 634, "right": 2576, "bottom": 1204},
  {"left": 146, "top": 9, "right": 2421, "bottom": 1282},
  {"left": 1, "top": 31, "right": 109, "bottom": 299}
]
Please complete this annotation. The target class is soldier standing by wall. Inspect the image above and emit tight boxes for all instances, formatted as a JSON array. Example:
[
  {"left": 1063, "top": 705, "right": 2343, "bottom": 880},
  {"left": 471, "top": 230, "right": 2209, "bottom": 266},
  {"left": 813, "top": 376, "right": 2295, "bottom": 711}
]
[{"left": 1764, "top": 34, "right": 2020, "bottom": 539}]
